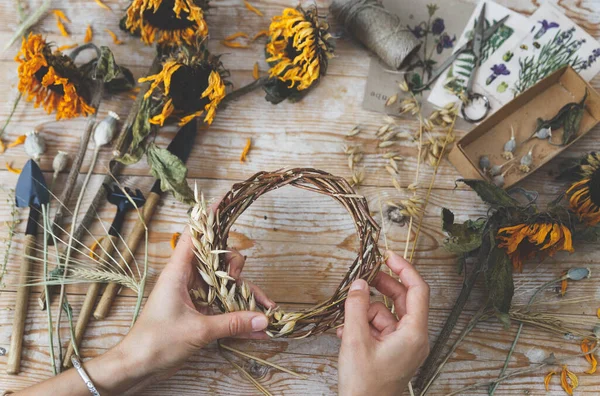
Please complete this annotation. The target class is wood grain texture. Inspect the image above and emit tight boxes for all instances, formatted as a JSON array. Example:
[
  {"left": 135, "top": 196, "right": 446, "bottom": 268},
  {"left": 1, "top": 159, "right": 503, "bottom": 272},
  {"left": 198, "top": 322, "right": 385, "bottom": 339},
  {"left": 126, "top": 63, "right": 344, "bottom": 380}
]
[{"left": 1, "top": 0, "right": 600, "bottom": 394}]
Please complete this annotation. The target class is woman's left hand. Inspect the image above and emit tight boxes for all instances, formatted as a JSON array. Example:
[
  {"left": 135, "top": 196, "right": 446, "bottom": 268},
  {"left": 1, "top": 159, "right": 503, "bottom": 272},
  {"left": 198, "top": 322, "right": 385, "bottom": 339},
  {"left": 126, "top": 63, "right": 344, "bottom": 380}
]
[{"left": 116, "top": 227, "right": 276, "bottom": 389}]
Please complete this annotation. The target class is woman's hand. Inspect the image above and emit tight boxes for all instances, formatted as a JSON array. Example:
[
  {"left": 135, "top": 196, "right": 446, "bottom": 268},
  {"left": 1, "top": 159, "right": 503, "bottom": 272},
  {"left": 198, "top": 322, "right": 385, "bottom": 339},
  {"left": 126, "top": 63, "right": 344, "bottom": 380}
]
[
  {"left": 337, "top": 251, "right": 430, "bottom": 396},
  {"left": 115, "top": 228, "right": 276, "bottom": 389},
  {"left": 16, "top": 226, "right": 275, "bottom": 396}
]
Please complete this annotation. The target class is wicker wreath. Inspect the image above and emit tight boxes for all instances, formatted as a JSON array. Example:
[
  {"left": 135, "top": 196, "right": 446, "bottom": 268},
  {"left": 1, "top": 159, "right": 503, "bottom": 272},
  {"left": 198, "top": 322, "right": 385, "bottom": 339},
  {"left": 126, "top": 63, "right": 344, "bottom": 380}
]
[{"left": 189, "top": 168, "right": 383, "bottom": 338}]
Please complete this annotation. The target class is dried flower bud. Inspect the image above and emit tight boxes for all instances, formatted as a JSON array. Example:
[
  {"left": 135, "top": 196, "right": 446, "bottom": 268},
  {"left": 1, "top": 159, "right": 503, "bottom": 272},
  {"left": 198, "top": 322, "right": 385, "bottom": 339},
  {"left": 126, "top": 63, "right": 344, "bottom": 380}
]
[
  {"left": 566, "top": 267, "right": 591, "bottom": 280},
  {"left": 504, "top": 125, "right": 517, "bottom": 154},
  {"left": 24, "top": 130, "right": 46, "bottom": 160},
  {"left": 52, "top": 151, "right": 70, "bottom": 174},
  {"left": 93, "top": 111, "right": 119, "bottom": 148},
  {"left": 479, "top": 155, "right": 490, "bottom": 172}
]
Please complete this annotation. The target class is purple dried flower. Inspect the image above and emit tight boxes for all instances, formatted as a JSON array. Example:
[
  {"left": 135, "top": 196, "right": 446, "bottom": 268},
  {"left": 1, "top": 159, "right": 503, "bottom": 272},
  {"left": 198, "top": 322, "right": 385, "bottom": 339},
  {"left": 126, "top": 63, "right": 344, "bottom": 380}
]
[
  {"left": 486, "top": 63, "right": 510, "bottom": 85},
  {"left": 432, "top": 18, "right": 445, "bottom": 35},
  {"left": 593, "top": 48, "right": 600, "bottom": 58},
  {"left": 534, "top": 19, "right": 559, "bottom": 39},
  {"left": 436, "top": 33, "right": 456, "bottom": 54}
]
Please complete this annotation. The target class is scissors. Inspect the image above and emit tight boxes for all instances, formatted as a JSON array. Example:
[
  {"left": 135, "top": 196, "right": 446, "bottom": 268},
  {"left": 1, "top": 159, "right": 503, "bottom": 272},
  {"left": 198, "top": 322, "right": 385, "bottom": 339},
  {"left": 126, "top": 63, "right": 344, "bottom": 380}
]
[{"left": 410, "top": 4, "right": 509, "bottom": 123}]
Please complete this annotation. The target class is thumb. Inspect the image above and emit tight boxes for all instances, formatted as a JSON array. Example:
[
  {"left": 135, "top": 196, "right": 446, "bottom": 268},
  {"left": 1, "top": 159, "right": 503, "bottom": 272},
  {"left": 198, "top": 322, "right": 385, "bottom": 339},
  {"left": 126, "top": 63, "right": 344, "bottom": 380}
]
[
  {"left": 201, "top": 311, "right": 269, "bottom": 341},
  {"left": 343, "top": 279, "right": 371, "bottom": 343}
]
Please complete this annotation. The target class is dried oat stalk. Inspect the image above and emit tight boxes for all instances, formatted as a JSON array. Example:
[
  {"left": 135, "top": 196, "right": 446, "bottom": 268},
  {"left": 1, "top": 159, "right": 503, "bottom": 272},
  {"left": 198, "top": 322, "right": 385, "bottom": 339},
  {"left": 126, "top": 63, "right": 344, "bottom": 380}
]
[{"left": 189, "top": 168, "right": 383, "bottom": 338}]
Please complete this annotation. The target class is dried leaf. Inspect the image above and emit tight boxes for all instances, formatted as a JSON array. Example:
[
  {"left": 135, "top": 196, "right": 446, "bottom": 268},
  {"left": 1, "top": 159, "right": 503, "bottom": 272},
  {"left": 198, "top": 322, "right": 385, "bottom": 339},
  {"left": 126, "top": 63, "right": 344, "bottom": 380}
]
[
  {"left": 485, "top": 246, "right": 514, "bottom": 316},
  {"left": 459, "top": 179, "right": 519, "bottom": 208},
  {"left": 146, "top": 143, "right": 194, "bottom": 204}
]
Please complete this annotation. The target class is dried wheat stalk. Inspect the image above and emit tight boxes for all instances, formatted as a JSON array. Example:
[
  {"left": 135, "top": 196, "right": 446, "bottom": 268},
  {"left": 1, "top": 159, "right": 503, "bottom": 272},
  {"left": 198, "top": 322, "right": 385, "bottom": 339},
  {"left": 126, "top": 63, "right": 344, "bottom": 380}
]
[{"left": 189, "top": 168, "right": 383, "bottom": 338}]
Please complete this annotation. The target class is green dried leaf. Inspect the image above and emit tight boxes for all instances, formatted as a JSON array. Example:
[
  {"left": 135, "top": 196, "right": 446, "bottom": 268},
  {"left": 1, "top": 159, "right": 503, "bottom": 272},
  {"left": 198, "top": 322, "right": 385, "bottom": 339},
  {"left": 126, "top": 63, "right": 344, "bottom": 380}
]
[
  {"left": 94, "top": 46, "right": 120, "bottom": 82},
  {"left": 459, "top": 179, "right": 519, "bottom": 208},
  {"left": 485, "top": 245, "right": 514, "bottom": 315},
  {"left": 441, "top": 208, "right": 485, "bottom": 254},
  {"left": 146, "top": 143, "right": 194, "bottom": 204}
]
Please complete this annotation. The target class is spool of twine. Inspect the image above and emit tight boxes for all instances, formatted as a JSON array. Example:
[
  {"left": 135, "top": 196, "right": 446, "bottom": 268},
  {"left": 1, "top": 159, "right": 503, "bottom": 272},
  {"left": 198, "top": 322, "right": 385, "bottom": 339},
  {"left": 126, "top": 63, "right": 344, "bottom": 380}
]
[{"left": 330, "top": 0, "right": 420, "bottom": 70}]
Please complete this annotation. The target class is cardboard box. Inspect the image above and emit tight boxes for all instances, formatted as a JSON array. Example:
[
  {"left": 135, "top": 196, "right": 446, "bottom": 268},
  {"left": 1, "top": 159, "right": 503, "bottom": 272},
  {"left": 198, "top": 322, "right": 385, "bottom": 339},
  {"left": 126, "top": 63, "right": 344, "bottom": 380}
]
[{"left": 448, "top": 66, "right": 600, "bottom": 189}]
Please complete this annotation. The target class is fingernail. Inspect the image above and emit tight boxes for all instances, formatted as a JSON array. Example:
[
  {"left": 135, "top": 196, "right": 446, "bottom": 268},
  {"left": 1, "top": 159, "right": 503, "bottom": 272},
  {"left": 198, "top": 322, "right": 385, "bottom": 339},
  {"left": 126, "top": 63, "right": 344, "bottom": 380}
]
[
  {"left": 251, "top": 315, "right": 268, "bottom": 331},
  {"left": 350, "top": 279, "right": 367, "bottom": 291}
]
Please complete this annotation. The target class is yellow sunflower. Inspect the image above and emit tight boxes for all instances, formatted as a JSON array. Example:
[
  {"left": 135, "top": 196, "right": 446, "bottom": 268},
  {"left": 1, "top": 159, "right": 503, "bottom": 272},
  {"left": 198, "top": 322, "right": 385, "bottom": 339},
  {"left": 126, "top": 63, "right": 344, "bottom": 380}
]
[
  {"left": 497, "top": 221, "right": 574, "bottom": 272},
  {"left": 567, "top": 153, "right": 600, "bottom": 227},
  {"left": 264, "top": 6, "right": 334, "bottom": 101},
  {"left": 124, "top": 0, "right": 208, "bottom": 47},
  {"left": 139, "top": 49, "right": 227, "bottom": 126},
  {"left": 15, "top": 33, "right": 94, "bottom": 120}
]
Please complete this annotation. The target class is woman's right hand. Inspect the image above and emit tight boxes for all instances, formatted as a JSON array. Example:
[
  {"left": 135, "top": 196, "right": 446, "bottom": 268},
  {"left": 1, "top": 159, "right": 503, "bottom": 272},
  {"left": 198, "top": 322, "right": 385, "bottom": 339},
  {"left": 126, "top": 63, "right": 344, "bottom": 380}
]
[{"left": 337, "top": 251, "right": 430, "bottom": 396}]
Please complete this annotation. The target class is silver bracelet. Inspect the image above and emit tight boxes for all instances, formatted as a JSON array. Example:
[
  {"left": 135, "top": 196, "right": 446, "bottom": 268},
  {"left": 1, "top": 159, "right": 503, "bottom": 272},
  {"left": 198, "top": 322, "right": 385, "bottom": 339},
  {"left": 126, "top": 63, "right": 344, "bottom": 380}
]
[{"left": 71, "top": 355, "right": 101, "bottom": 396}]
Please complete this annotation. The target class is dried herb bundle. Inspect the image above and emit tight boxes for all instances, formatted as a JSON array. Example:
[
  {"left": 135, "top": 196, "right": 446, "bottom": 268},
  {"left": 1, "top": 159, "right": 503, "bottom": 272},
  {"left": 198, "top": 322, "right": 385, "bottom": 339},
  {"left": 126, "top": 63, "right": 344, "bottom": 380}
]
[{"left": 190, "top": 168, "right": 383, "bottom": 338}]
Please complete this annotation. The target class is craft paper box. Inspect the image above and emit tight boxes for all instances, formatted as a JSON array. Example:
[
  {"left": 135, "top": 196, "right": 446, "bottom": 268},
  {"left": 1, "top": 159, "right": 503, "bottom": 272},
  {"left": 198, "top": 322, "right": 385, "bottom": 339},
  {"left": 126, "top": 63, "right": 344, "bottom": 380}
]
[{"left": 448, "top": 66, "right": 600, "bottom": 189}]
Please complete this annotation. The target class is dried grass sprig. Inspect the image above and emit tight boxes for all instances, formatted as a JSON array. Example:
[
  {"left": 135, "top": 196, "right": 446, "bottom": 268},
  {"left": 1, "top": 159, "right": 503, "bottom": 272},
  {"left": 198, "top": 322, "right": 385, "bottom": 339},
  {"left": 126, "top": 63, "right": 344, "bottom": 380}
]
[
  {"left": 190, "top": 168, "right": 383, "bottom": 338},
  {"left": 0, "top": 187, "right": 18, "bottom": 290}
]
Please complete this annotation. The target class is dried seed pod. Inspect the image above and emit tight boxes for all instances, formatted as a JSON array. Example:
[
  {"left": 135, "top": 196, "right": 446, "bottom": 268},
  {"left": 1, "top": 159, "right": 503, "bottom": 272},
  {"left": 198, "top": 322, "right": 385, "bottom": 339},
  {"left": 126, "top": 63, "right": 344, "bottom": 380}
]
[
  {"left": 479, "top": 155, "right": 491, "bottom": 172},
  {"left": 502, "top": 125, "right": 517, "bottom": 160},
  {"left": 383, "top": 151, "right": 399, "bottom": 159},
  {"left": 519, "top": 145, "right": 536, "bottom": 173},
  {"left": 489, "top": 158, "right": 516, "bottom": 177},
  {"left": 93, "top": 111, "right": 120, "bottom": 147},
  {"left": 389, "top": 158, "right": 399, "bottom": 172},
  {"left": 526, "top": 126, "right": 552, "bottom": 142},
  {"left": 385, "top": 165, "right": 397, "bottom": 176},
  {"left": 52, "top": 150, "right": 70, "bottom": 176},
  {"left": 566, "top": 267, "right": 591, "bottom": 280},
  {"left": 492, "top": 165, "right": 514, "bottom": 187},
  {"left": 24, "top": 130, "right": 46, "bottom": 160},
  {"left": 379, "top": 141, "right": 394, "bottom": 148}
]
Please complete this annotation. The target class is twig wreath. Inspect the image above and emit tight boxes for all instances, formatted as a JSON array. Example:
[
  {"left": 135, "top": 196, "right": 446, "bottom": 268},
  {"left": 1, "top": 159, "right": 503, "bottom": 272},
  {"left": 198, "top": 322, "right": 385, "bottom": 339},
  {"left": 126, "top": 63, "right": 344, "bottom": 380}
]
[{"left": 189, "top": 168, "right": 383, "bottom": 338}]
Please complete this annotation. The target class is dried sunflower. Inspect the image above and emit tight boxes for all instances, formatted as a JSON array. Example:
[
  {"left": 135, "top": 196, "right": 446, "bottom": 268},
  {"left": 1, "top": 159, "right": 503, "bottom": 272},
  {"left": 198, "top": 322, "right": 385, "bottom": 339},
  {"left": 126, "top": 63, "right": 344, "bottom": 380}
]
[
  {"left": 263, "top": 6, "right": 334, "bottom": 104},
  {"left": 15, "top": 33, "right": 94, "bottom": 120},
  {"left": 139, "top": 46, "right": 228, "bottom": 126},
  {"left": 123, "top": 0, "right": 209, "bottom": 47},
  {"left": 567, "top": 152, "right": 600, "bottom": 227},
  {"left": 497, "top": 220, "right": 574, "bottom": 272}
]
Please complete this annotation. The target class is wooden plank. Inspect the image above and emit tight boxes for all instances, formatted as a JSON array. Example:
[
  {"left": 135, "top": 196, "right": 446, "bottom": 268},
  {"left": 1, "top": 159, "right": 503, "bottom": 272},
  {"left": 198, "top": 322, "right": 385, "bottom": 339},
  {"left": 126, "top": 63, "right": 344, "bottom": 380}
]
[{"left": 1, "top": 293, "right": 599, "bottom": 394}]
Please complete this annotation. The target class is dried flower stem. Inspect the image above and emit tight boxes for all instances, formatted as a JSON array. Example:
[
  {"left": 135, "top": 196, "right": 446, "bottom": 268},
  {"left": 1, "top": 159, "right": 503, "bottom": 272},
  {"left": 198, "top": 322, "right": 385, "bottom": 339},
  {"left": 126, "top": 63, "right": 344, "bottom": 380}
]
[
  {"left": 4, "top": 0, "right": 51, "bottom": 50},
  {"left": 218, "top": 343, "right": 307, "bottom": 379},
  {"left": 40, "top": 204, "right": 57, "bottom": 374},
  {"left": 221, "top": 76, "right": 268, "bottom": 106},
  {"left": 0, "top": 92, "right": 22, "bottom": 138},
  {"left": 409, "top": 113, "right": 456, "bottom": 262},
  {"left": 219, "top": 351, "right": 273, "bottom": 396},
  {"left": 489, "top": 275, "right": 567, "bottom": 395},
  {"left": 51, "top": 81, "right": 103, "bottom": 236},
  {"left": 0, "top": 187, "right": 18, "bottom": 290}
]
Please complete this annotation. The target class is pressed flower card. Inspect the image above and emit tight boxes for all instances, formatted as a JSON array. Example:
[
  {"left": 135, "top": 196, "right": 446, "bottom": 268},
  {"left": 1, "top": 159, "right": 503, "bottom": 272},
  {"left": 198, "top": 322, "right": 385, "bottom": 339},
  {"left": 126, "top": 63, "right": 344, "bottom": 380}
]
[
  {"left": 477, "top": 2, "right": 600, "bottom": 113},
  {"left": 426, "top": 0, "right": 529, "bottom": 111},
  {"left": 362, "top": 0, "right": 473, "bottom": 124}
]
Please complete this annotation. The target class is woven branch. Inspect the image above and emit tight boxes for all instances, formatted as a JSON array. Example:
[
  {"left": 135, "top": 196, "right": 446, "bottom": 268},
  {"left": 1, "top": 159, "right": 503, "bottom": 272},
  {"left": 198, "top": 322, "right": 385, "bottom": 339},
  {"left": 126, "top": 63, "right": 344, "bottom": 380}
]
[{"left": 189, "top": 168, "right": 383, "bottom": 338}]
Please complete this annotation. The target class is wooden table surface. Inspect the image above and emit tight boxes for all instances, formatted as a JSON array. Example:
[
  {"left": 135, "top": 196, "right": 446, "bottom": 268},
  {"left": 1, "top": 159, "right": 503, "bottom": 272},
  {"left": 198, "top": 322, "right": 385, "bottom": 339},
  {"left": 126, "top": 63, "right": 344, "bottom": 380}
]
[{"left": 1, "top": 0, "right": 600, "bottom": 394}]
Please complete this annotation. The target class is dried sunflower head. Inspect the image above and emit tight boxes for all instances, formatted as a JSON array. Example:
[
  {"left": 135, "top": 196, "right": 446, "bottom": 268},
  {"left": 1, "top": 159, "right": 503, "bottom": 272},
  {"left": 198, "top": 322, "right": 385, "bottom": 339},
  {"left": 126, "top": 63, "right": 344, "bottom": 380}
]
[
  {"left": 497, "top": 219, "right": 574, "bottom": 272},
  {"left": 15, "top": 33, "right": 95, "bottom": 120},
  {"left": 567, "top": 152, "right": 600, "bottom": 227},
  {"left": 140, "top": 46, "right": 228, "bottom": 126},
  {"left": 123, "top": 0, "right": 209, "bottom": 47},
  {"left": 263, "top": 6, "right": 334, "bottom": 104}
]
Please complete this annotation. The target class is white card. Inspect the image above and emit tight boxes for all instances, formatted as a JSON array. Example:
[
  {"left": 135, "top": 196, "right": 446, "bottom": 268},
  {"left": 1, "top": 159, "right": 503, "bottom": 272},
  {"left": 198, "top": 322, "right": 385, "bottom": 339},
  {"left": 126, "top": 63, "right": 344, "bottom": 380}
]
[
  {"left": 476, "top": 2, "right": 600, "bottom": 112},
  {"left": 426, "top": 0, "right": 530, "bottom": 110}
]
